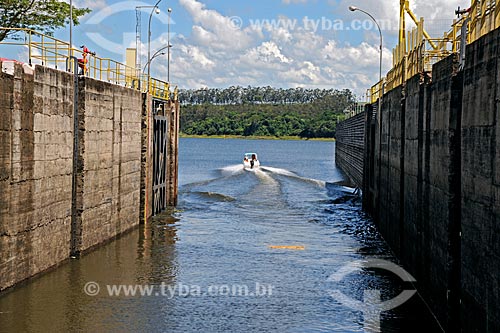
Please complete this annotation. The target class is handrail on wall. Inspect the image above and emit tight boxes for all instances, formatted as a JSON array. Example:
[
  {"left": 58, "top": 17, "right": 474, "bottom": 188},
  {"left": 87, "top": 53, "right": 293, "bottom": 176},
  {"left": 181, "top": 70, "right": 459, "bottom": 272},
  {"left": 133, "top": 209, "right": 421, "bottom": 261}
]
[{"left": 0, "top": 27, "right": 171, "bottom": 101}]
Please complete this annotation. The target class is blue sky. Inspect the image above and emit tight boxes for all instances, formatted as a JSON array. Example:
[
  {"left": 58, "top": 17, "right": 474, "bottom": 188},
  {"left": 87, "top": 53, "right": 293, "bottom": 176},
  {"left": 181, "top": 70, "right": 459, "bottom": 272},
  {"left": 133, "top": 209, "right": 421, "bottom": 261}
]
[{"left": 0, "top": 0, "right": 462, "bottom": 97}]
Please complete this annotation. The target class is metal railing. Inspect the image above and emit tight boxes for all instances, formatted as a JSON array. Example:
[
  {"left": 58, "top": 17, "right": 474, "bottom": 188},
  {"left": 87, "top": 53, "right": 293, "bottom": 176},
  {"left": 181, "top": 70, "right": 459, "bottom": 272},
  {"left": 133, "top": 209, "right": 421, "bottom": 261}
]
[
  {"left": 368, "top": 79, "right": 385, "bottom": 104},
  {"left": 0, "top": 28, "right": 171, "bottom": 100},
  {"left": 469, "top": 0, "right": 500, "bottom": 43},
  {"left": 371, "top": 18, "right": 456, "bottom": 103},
  {"left": 368, "top": 0, "right": 500, "bottom": 104}
]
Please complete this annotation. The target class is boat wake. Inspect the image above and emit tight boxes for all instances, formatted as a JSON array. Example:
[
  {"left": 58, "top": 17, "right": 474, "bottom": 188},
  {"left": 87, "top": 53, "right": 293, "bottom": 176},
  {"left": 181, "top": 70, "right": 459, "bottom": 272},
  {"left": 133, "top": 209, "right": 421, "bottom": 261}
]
[
  {"left": 181, "top": 165, "right": 245, "bottom": 192},
  {"left": 259, "top": 166, "right": 296, "bottom": 177},
  {"left": 189, "top": 191, "right": 236, "bottom": 202},
  {"left": 182, "top": 164, "right": 333, "bottom": 191},
  {"left": 260, "top": 166, "right": 326, "bottom": 187},
  {"left": 180, "top": 164, "right": 356, "bottom": 207},
  {"left": 220, "top": 164, "right": 245, "bottom": 176}
]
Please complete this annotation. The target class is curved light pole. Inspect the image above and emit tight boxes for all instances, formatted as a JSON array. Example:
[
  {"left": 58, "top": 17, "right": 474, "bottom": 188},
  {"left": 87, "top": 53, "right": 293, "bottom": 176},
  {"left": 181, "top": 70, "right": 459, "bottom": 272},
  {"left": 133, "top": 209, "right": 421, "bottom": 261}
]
[
  {"left": 143, "top": 44, "right": 172, "bottom": 74},
  {"left": 349, "top": 6, "right": 383, "bottom": 83},
  {"left": 147, "top": 0, "right": 162, "bottom": 87},
  {"left": 136, "top": 5, "right": 159, "bottom": 79},
  {"left": 349, "top": 6, "right": 384, "bottom": 211},
  {"left": 167, "top": 7, "right": 172, "bottom": 83}
]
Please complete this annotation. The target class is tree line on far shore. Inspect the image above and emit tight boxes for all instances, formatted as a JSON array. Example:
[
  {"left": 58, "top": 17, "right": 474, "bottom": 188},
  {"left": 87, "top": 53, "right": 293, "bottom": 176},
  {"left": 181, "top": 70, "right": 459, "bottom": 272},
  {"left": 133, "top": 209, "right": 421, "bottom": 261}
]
[{"left": 179, "top": 86, "right": 355, "bottom": 139}]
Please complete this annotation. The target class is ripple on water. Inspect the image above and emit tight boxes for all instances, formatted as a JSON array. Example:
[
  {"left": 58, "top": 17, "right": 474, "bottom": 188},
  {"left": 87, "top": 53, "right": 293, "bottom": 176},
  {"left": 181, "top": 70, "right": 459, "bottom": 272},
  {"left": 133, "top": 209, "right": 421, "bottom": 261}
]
[{"left": 0, "top": 139, "right": 442, "bottom": 333}]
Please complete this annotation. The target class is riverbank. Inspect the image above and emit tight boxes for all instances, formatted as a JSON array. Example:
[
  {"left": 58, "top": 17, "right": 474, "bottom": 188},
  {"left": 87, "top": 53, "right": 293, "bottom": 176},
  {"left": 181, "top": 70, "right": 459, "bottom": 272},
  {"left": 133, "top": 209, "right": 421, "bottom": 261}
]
[{"left": 179, "top": 134, "right": 336, "bottom": 141}]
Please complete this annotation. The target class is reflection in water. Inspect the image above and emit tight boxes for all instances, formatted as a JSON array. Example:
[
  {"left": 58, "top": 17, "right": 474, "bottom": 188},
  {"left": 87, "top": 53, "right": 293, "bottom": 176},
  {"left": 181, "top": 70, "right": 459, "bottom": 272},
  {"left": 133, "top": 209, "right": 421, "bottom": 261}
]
[
  {"left": 0, "top": 217, "right": 178, "bottom": 332},
  {"left": 136, "top": 214, "right": 179, "bottom": 284}
]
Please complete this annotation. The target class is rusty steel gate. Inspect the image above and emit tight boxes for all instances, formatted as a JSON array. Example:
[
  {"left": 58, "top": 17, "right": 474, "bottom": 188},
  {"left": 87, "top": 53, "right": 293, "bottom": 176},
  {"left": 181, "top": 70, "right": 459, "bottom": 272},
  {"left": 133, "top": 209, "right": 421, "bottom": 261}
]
[{"left": 152, "top": 98, "right": 169, "bottom": 215}]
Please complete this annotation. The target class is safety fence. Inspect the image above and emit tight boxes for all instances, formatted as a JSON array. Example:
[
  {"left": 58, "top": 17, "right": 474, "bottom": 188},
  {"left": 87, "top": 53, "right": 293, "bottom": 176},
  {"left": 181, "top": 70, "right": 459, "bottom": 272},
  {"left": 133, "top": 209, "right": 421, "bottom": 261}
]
[
  {"left": 368, "top": 0, "right": 500, "bottom": 104},
  {"left": 0, "top": 28, "right": 171, "bottom": 100}
]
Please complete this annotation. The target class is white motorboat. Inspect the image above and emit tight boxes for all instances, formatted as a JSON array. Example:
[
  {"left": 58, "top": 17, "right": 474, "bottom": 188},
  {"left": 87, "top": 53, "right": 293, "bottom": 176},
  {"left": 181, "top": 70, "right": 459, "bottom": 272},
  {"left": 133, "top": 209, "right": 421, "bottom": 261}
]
[{"left": 243, "top": 153, "right": 260, "bottom": 169}]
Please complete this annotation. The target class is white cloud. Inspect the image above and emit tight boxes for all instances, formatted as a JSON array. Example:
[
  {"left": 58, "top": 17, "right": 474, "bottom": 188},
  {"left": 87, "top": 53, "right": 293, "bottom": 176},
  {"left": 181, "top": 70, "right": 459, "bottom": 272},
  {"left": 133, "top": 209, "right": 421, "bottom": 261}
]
[
  {"left": 244, "top": 41, "right": 291, "bottom": 65},
  {"left": 279, "top": 61, "right": 320, "bottom": 83},
  {"left": 152, "top": 0, "right": 462, "bottom": 97},
  {"left": 337, "top": 0, "right": 461, "bottom": 37},
  {"left": 179, "top": 0, "right": 255, "bottom": 51},
  {"left": 266, "top": 25, "right": 293, "bottom": 44},
  {"left": 66, "top": 0, "right": 108, "bottom": 11},
  {"left": 179, "top": 44, "right": 215, "bottom": 69}
]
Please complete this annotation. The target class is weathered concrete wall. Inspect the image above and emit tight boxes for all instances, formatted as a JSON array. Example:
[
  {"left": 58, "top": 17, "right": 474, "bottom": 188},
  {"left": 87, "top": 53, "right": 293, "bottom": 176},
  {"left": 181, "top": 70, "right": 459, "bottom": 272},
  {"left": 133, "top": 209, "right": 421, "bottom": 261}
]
[
  {"left": 397, "top": 56, "right": 463, "bottom": 330},
  {"left": 425, "top": 55, "right": 463, "bottom": 330},
  {"left": 335, "top": 111, "right": 365, "bottom": 188},
  {"left": 0, "top": 65, "right": 73, "bottom": 290},
  {"left": 75, "top": 77, "right": 142, "bottom": 253},
  {"left": 461, "top": 28, "right": 500, "bottom": 332},
  {"left": 0, "top": 63, "right": 179, "bottom": 291},
  {"left": 378, "top": 86, "right": 405, "bottom": 255},
  {"left": 359, "top": 28, "right": 500, "bottom": 332}
]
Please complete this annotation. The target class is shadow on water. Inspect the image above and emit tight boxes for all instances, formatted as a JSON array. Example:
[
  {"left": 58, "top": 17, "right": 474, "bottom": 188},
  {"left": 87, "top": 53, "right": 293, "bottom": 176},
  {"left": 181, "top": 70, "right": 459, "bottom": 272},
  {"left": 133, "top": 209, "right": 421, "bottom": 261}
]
[{"left": 317, "top": 184, "right": 443, "bottom": 333}]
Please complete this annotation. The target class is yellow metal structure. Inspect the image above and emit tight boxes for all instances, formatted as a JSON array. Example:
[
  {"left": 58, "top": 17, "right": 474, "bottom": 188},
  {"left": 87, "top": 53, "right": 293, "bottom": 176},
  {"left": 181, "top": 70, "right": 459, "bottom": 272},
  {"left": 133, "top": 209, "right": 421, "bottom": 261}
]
[
  {"left": 469, "top": 0, "right": 500, "bottom": 42},
  {"left": 368, "top": 0, "right": 500, "bottom": 104},
  {"left": 369, "top": 79, "right": 386, "bottom": 103},
  {"left": 400, "top": 0, "right": 438, "bottom": 50},
  {"left": 125, "top": 48, "right": 137, "bottom": 88},
  {"left": 0, "top": 28, "right": 170, "bottom": 100}
]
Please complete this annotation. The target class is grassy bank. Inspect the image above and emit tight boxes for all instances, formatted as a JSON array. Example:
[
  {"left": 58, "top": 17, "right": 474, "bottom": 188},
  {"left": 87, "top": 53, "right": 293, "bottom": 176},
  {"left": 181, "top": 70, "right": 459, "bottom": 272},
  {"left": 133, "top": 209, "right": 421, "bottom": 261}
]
[{"left": 179, "top": 133, "right": 336, "bottom": 142}]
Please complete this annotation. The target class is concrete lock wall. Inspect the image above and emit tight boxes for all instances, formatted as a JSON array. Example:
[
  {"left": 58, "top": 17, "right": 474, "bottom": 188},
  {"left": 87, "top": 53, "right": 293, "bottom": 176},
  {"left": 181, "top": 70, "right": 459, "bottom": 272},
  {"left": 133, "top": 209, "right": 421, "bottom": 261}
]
[
  {"left": 74, "top": 76, "right": 143, "bottom": 253},
  {"left": 460, "top": 28, "right": 500, "bottom": 332},
  {"left": 351, "top": 27, "right": 500, "bottom": 332},
  {"left": 0, "top": 62, "right": 179, "bottom": 292},
  {"left": 0, "top": 65, "right": 74, "bottom": 292}
]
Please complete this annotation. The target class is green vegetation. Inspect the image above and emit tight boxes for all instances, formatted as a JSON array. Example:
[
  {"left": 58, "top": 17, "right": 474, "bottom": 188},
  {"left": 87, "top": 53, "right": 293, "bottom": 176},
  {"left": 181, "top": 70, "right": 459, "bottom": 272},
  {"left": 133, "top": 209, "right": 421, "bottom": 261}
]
[
  {"left": 0, "top": 0, "right": 90, "bottom": 42},
  {"left": 179, "top": 86, "right": 354, "bottom": 139},
  {"left": 179, "top": 134, "right": 336, "bottom": 141}
]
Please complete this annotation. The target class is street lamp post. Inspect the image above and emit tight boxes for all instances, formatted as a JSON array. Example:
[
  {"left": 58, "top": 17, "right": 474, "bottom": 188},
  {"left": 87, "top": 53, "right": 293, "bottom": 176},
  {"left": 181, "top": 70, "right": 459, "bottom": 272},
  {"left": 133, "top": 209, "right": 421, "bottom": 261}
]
[
  {"left": 143, "top": 53, "right": 166, "bottom": 74},
  {"left": 136, "top": 5, "right": 159, "bottom": 80},
  {"left": 349, "top": 6, "right": 383, "bottom": 83},
  {"left": 69, "top": 0, "right": 73, "bottom": 59},
  {"left": 147, "top": 0, "right": 163, "bottom": 88},
  {"left": 143, "top": 44, "right": 172, "bottom": 74},
  {"left": 167, "top": 7, "right": 172, "bottom": 83},
  {"left": 349, "top": 6, "right": 384, "bottom": 213}
]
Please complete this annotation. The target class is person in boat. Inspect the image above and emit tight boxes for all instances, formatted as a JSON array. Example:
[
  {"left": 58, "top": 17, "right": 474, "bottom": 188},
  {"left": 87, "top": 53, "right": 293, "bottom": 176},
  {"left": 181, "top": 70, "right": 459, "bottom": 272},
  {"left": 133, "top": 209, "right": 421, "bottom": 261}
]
[{"left": 250, "top": 154, "right": 256, "bottom": 169}]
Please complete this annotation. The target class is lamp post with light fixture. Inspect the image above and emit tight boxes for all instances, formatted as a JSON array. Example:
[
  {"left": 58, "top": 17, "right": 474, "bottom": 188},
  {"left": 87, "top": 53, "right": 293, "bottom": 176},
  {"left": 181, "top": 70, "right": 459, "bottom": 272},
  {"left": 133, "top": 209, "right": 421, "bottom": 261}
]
[
  {"left": 147, "top": 0, "right": 163, "bottom": 87},
  {"left": 143, "top": 44, "right": 172, "bottom": 74},
  {"left": 167, "top": 7, "right": 172, "bottom": 83},
  {"left": 136, "top": 5, "right": 160, "bottom": 79},
  {"left": 349, "top": 6, "right": 383, "bottom": 83},
  {"left": 349, "top": 5, "right": 384, "bottom": 212}
]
